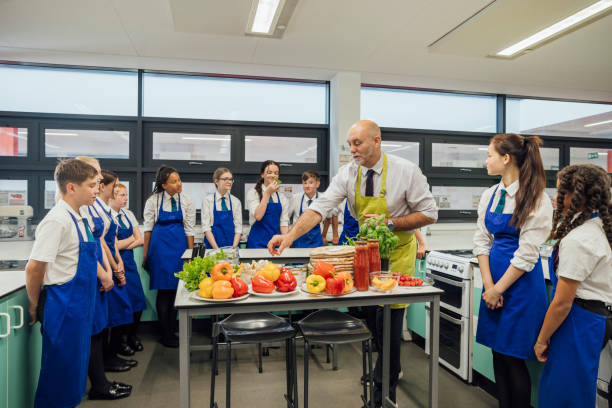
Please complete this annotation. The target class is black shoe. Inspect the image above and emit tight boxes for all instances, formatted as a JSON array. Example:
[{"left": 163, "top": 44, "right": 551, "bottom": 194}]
[
  {"left": 104, "top": 362, "right": 131, "bottom": 372},
  {"left": 112, "top": 381, "right": 133, "bottom": 392},
  {"left": 128, "top": 335, "right": 144, "bottom": 352},
  {"left": 89, "top": 386, "right": 131, "bottom": 400},
  {"left": 116, "top": 342, "right": 135, "bottom": 356},
  {"left": 161, "top": 335, "right": 179, "bottom": 348},
  {"left": 115, "top": 356, "right": 138, "bottom": 368}
]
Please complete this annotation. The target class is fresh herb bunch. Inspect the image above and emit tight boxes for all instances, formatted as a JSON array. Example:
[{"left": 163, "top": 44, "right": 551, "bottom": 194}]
[
  {"left": 356, "top": 215, "right": 400, "bottom": 259},
  {"left": 174, "top": 250, "right": 227, "bottom": 292},
  {"left": 273, "top": 178, "right": 282, "bottom": 185}
]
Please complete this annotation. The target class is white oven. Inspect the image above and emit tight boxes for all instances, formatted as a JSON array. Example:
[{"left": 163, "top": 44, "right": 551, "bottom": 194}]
[{"left": 424, "top": 250, "right": 475, "bottom": 383}]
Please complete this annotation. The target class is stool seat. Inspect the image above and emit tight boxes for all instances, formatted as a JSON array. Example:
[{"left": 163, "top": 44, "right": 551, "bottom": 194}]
[
  {"left": 219, "top": 312, "right": 296, "bottom": 344},
  {"left": 298, "top": 309, "right": 371, "bottom": 344}
]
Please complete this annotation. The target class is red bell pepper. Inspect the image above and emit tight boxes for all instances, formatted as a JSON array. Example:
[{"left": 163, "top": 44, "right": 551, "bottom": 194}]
[
  {"left": 230, "top": 277, "right": 248, "bottom": 297},
  {"left": 252, "top": 275, "right": 275, "bottom": 293},
  {"left": 325, "top": 275, "right": 345, "bottom": 295},
  {"left": 313, "top": 260, "right": 336, "bottom": 280},
  {"left": 275, "top": 269, "right": 297, "bottom": 292}
]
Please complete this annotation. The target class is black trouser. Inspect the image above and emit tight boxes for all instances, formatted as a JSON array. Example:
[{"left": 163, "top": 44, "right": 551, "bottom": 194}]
[
  {"left": 492, "top": 350, "right": 531, "bottom": 408},
  {"left": 156, "top": 289, "right": 177, "bottom": 339},
  {"left": 89, "top": 331, "right": 110, "bottom": 393},
  {"left": 367, "top": 306, "right": 404, "bottom": 406},
  {"left": 128, "top": 311, "right": 143, "bottom": 338}
]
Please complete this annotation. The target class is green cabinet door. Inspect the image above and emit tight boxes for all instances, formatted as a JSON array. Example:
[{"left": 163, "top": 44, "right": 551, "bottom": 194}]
[
  {"left": 6, "top": 289, "right": 42, "bottom": 408},
  {"left": 0, "top": 298, "right": 8, "bottom": 408}
]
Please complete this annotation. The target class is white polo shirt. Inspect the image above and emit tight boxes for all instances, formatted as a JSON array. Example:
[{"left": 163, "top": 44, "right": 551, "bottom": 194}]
[
  {"left": 30, "top": 199, "right": 92, "bottom": 286},
  {"left": 557, "top": 216, "right": 612, "bottom": 303},
  {"left": 201, "top": 192, "right": 243, "bottom": 234}
]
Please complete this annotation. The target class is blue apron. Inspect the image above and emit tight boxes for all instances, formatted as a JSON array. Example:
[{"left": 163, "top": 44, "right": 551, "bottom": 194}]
[
  {"left": 538, "top": 213, "right": 607, "bottom": 408},
  {"left": 99, "top": 202, "right": 133, "bottom": 327},
  {"left": 292, "top": 193, "right": 323, "bottom": 248},
  {"left": 88, "top": 204, "right": 108, "bottom": 335},
  {"left": 148, "top": 193, "right": 187, "bottom": 290},
  {"left": 247, "top": 192, "right": 282, "bottom": 249},
  {"left": 35, "top": 212, "right": 97, "bottom": 408},
  {"left": 117, "top": 210, "right": 147, "bottom": 313},
  {"left": 475, "top": 185, "right": 547, "bottom": 360},
  {"left": 339, "top": 201, "right": 359, "bottom": 245},
  {"left": 203, "top": 192, "right": 235, "bottom": 249}
]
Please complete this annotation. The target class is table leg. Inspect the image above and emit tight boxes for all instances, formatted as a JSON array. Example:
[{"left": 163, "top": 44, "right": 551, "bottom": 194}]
[
  {"left": 179, "top": 309, "right": 190, "bottom": 408},
  {"left": 382, "top": 304, "right": 390, "bottom": 400},
  {"left": 428, "top": 296, "right": 439, "bottom": 408}
]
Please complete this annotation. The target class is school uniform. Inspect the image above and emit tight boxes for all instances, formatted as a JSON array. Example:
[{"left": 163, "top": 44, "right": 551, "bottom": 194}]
[
  {"left": 473, "top": 181, "right": 553, "bottom": 360},
  {"left": 115, "top": 208, "right": 147, "bottom": 313},
  {"left": 245, "top": 186, "right": 290, "bottom": 249},
  {"left": 143, "top": 191, "right": 195, "bottom": 345},
  {"left": 538, "top": 214, "right": 612, "bottom": 408},
  {"left": 201, "top": 191, "right": 242, "bottom": 249},
  {"left": 94, "top": 198, "right": 133, "bottom": 328},
  {"left": 30, "top": 199, "right": 97, "bottom": 408},
  {"left": 290, "top": 192, "right": 323, "bottom": 248}
]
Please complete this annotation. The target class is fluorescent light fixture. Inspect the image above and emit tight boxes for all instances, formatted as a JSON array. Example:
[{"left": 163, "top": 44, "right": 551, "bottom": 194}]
[
  {"left": 182, "top": 136, "right": 231, "bottom": 141},
  {"left": 497, "top": 0, "right": 612, "bottom": 57},
  {"left": 249, "top": 0, "right": 283, "bottom": 34},
  {"left": 46, "top": 132, "right": 78, "bottom": 136},
  {"left": 584, "top": 118, "right": 612, "bottom": 127}
]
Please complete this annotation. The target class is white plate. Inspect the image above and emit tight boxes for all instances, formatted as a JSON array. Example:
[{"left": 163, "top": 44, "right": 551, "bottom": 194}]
[
  {"left": 190, "top": 292, "right": 250, "bottom": 302},
  {"left": 299, "top": 282, "right": 357, "bottom": 297},
  {"left": 248, "top": 285, "right": 298, "bottom": 297}
]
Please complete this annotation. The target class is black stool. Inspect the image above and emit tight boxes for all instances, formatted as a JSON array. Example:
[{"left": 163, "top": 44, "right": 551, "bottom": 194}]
[
  {"left": 211, "top": 313, "right": 298, "bottom": 408},
  {"left": 297, "top": 309, "right": 374, "bottom": 408}
]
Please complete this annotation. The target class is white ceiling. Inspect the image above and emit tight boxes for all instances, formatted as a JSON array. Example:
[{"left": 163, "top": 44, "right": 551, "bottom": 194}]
[{"left": 0, "top": 0, "right": 611, "bottom": 101}]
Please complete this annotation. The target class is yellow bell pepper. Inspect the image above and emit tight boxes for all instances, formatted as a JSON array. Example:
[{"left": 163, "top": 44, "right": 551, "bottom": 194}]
[
  {"left": 257, "top": 263, "right": 280, "bottom": 282},
  {"left": 198, "top": 277, "right": 214, "bottom": 298},
  {"left": 306, "top": 274, "right": 326, "bottom": 294}
]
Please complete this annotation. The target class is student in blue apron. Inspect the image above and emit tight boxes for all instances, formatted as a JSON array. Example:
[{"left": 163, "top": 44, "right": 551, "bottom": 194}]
[
  {"left": 472, "top": 133, "right": 553, "bottom": 408},
  {"left": 110, "top": 183, "right": 147, "bottom": 353},
  {"left": 202, "top": 168, "right": 242, "bottom": 249},
  {"left": 95, "top": 171, "right": 136, "bottom": 369},
  {"left": 26, "top": 159, "right": 99, "bottom": 408},
  {"left": 291, "top": 171, "right": 324, "bottom": 248},
  {"left": 338, "top": 199, "right": 359, "bottom": 245},
  {"left": 143, "top": 165, "right": 196, "bottom": 348},
  {"left": 535, "top": 164, "right": 612, "bottom": 408},
  {"left": 77, "top": 156, "right": 132, "bottom": 400},
  {"left": 246, "top": 160, "right": 290, "bottom": 248}
]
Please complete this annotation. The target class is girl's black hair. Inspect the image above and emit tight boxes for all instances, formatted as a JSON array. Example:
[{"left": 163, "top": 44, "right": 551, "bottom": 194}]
[
  {"left": 255, "top": 160, "right": 280, "bottom": 200},
  {"left": 153, "top": 165, "right": 178, "bottom": 194}
]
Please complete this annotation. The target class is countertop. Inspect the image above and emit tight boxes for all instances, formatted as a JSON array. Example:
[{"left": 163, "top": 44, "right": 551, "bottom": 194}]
[{"left": 0, "top": 270, "right": 26, "bottom": 298}]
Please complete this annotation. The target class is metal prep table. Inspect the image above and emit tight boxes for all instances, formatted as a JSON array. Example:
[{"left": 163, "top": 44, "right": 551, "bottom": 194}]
[{"left": 175, "top": 280, "right": 442, "bottom": 408}]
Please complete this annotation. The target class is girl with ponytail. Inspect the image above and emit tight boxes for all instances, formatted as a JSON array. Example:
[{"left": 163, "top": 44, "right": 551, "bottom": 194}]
[
  {"left": 472, "top": 133, "right": 553, "bottom": 407},
  {"left": 535, "top": 164, "right": 612, "bottom": 408},
  {"left": 246, "top": 160, "right": 290, "bottom": 248}
]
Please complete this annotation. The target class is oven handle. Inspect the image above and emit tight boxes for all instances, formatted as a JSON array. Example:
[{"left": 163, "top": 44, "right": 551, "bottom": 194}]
[
  {"left": 426, "top": 272, "right": 466, "bottom": 288},
  {"left": 425, "top": 305, "right": 465, "bottom": 326}
]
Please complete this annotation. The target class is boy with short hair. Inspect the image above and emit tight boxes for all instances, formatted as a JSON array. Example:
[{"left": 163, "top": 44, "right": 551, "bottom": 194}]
[
  {"left": 291, "top": 171, "right": 325, "bottom": 248},
  {"left": 26, "top": 158, "right": 99, "bottom": 407}
]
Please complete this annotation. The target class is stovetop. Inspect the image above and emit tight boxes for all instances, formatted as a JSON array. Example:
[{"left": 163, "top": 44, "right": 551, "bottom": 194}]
[{"left": 426, "top": 250, "right": 474, "bottom": 279}]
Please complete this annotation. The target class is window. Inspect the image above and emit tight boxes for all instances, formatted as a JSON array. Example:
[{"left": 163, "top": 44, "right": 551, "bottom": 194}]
[
  {"left": 245, "top": 135, "right": 317, "bottom": 163},
  {"left": 569, "top": 147, "right": 611, "bottom": 171},
  {"left": 0, "top": 65, "right": 137, "bottom": 116},
  {"left": 44, "top": 129, "right": 130, "bottom": 159},
  {"left": 0, "top": 179, "right": 27, "bottom": 206},
  {"left": 432, "top": 186, "right": 484, "bottom": 211},
  {"left": 541, "top": 147, "right": 560, "bottom": 171},
  {"left": 152, "top": 132, "right": 231, "bottom": 161},
  {"left": 143, "top": 74, "right": 328, "bottom": 124},
  {"left": 0, "top": 127, "right": 27, "bottom": 157},
  {"left": 44, "top": 180, "right": 57, "bottom": 209},
  {"left": 506, "top": 98, "right": 612, "bottom": 138},
  {"left": 381, "top": 141, "right": 420, "bottom": 164},
  {"left": 361, "top": 87, "right": 497, "bottom": 132},
  {"left": 431, "top": 143, "right": 487, "bottom": 169}
]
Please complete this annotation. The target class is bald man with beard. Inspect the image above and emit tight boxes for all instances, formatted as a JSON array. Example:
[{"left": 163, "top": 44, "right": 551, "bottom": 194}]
[{"left": 268, "top": 119, "right": 438, "bottom": 407}]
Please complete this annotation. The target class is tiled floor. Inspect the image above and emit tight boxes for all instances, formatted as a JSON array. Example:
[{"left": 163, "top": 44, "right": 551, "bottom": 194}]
[{"left": 80, "top": 330, "right": 497, "bottom": 408}]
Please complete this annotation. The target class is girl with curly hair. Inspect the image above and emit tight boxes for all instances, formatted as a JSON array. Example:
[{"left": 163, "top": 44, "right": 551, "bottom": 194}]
[{"left": 535, "top": 164, "right": 612, "bottom": 408}]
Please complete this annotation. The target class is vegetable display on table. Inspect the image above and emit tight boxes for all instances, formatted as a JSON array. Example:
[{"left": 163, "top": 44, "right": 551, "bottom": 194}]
[{"left": 175, "top": 251, "right": 228, "bottom": 291}]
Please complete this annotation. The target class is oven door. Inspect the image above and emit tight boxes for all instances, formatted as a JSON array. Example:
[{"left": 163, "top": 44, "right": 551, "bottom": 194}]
[
  {"left": 426, "top": 271, "right": 469, "bottom": 316},
  {"left": 425, "top": 305, "right": 472, "bottom": 383}
]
